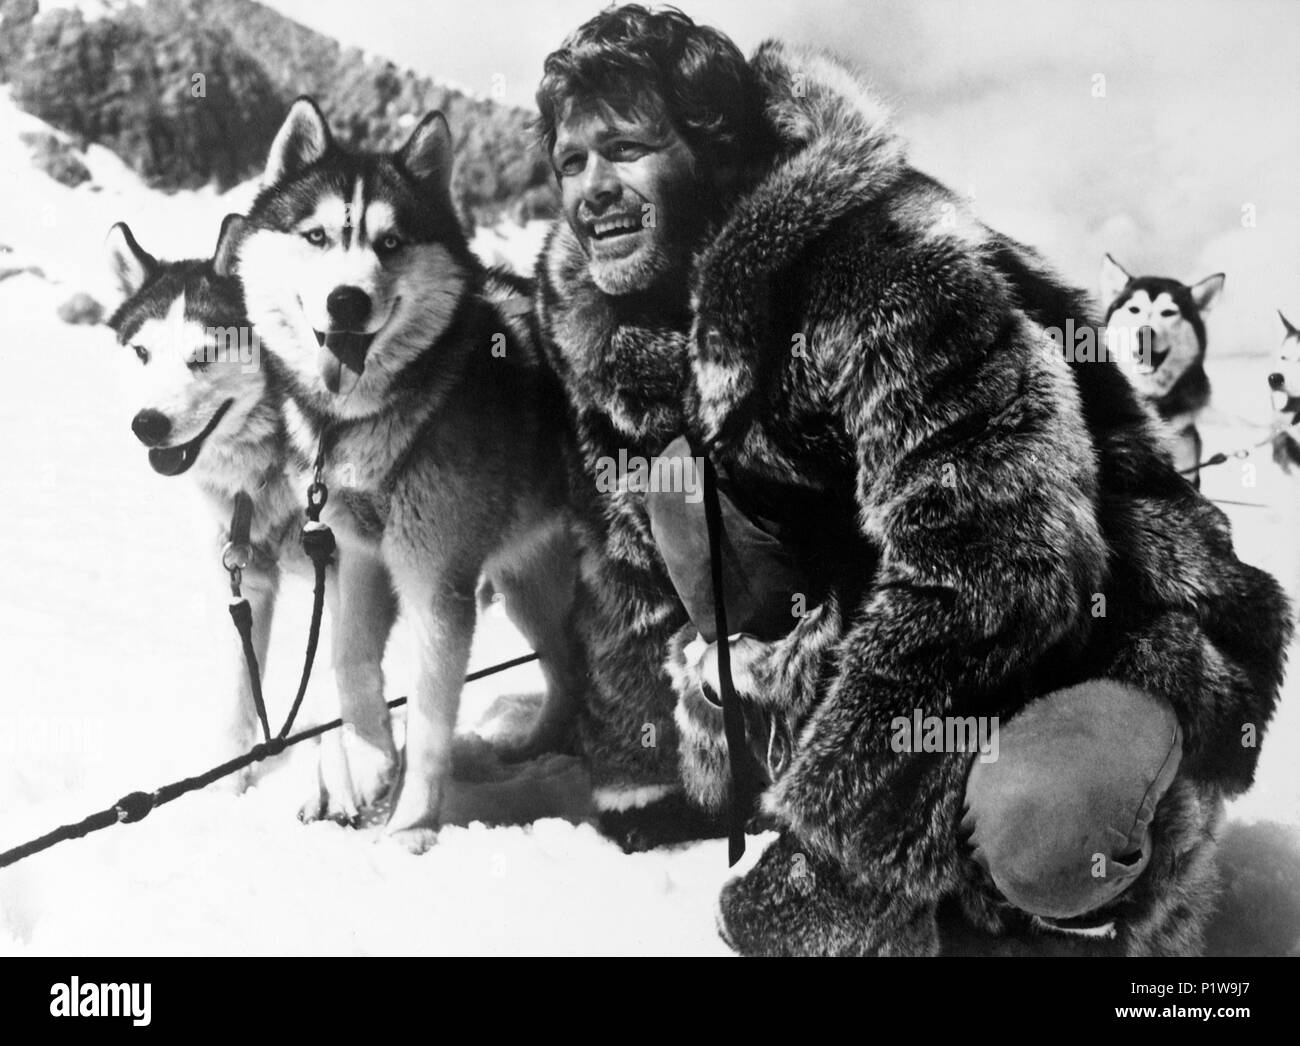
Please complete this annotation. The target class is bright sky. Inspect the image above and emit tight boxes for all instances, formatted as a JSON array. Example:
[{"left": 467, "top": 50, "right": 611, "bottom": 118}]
[
  {"left": 257, "top": 0, "right": 1300, "bottom": 351},
  {"left": 260, "top": 0, "right": 1297, "bottom": 112}
]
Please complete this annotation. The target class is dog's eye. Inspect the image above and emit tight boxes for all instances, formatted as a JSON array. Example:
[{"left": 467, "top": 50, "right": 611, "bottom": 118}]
[
  {"left": 303, "top": 228, "right": 327, "bottom": 246},
  {"left": 1160, "top": 308, "right": 1178, "bottom": 318},
  {"left": 1127, "top": 305, "right": 1140, "bottom": 314},
  {"left": 132, "top": 344, "right": 150, "bottom": 364},
  {"left": 375, "top": 233, "right": 403, "bottom": 255}
]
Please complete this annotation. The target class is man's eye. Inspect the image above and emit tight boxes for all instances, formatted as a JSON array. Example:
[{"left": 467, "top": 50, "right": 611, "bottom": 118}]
[
  {"left": 132, "top": 344, "right": 149, "bottom": 364},
  {"left": 375, "top": 233, "right": 403, "bottom": 255},
  {"left": 556, "top": 153, "right": 584, "bottom": 177},
  {"left": 609, "top": 141, "right": 646, "bottom": 161},
  {"left": 303, "top": 228, "right": 327, "bottom": 246}
]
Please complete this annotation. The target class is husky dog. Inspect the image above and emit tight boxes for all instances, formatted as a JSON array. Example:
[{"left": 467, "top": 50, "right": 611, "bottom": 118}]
[
  {"left": 235, "top": 99, "right": 581, "bottom": 850},
  {"left": 106, "top": 218, "right": 399, "bottom": 803},
  {"left": 1100, "top": 254, "right": 1224, "bottom": 485},
  {"left": 1267, "top": 311, "right": 1300, "bottom": 472}
]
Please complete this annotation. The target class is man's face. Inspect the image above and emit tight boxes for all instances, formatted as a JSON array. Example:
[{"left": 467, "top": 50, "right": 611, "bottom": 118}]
[{"left": 552, "top": 97, "right": 704, "bottom": 296}]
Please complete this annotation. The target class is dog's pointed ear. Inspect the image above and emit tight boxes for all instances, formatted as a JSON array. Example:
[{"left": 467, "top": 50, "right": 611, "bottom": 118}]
[
  {"left": 1280, "top": 310, "right": 1300, "bottom": 339},
  {"left": 1099, "top": 253, "right": 1132, "bottom": 305},
  {"left": 106, "top": 221, "right": 158, "bottom": 299},
  {"left": 396, "top": 112, "right": 453, "bottom": 194},
  {"left": 1190, "top": 272, "right": 1225, "bottom": 312},
  {"left": 212, "top": 214, "right": 246, "bottom": 278},
  {"left": 264, "top": 97, "right": 331, "bottom": 186}
]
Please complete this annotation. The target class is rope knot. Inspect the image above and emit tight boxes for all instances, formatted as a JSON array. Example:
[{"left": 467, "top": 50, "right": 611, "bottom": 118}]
[
  {"left": 114, "top": 791, "right": 156, "bottom": 824},
  {"left": 252, "top": 738, "right": 287, "bottom": 760},
  {"left": 301, "top": 520, "right": 336, "bottom": 564}
]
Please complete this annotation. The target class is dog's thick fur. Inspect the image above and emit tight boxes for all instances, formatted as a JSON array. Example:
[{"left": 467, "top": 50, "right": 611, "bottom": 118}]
[
  {"left": 107, "top": 220, "right": 316, "bottom": 784},
  {"left": 1100, "top": 254, "right": 1224, "bottom": 487},
  {"left": 237, "top": 100, "right": 580, "bottom": 847},
  {"left": 537, "top": 41, "right": 1291, "bottom": 953},
  {"left": 108, "top": 219, "right": 411, "bottom": 804}
]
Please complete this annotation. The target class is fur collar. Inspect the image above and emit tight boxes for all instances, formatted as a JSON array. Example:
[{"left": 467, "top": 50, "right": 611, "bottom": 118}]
[{"left": 690, "top": 41, "right": 909, "bottom": 441}]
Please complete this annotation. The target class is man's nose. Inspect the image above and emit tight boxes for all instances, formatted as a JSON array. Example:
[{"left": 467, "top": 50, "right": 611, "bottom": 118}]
[{"left": 581, "top": 153, "right": 620, "bottom": 211}]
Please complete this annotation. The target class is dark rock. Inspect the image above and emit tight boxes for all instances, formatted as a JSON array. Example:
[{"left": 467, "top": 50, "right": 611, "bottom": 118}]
[{"left": 20, "top": 131, "right": 92, "bottom": 188}]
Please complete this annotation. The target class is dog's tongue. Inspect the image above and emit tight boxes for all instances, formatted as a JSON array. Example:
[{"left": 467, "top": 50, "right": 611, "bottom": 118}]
[
  {"left": 319, "top": 330, "right": 370, "bottom": 395},
  {"left": 148, "top": 444, "right": 195, "bottom": 477}
]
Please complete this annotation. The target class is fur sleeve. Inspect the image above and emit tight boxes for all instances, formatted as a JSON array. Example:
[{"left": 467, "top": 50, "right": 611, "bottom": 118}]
[{"left": 764, "top": 240, "right": 1109, "bottom": 942}]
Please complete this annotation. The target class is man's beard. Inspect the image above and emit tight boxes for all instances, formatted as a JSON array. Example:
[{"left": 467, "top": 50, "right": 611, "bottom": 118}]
[{"left": 585, "top": 177, "right": 724, "bottom": 298}]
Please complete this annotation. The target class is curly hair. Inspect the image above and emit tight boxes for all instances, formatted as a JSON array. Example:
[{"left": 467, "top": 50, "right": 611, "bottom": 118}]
[{"left": 535, "top": 5, "right": 764, "bottom": 179}]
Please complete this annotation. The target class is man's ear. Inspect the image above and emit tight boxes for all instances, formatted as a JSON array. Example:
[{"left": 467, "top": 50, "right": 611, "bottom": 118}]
[
  {"left": 396, "top": 112, "right": 454, "bottom": 194},
  {"left": 264, "top": 97, "right": 331, "bottom": 186},
  {"left": 212, "top": 214, "right": 246, "bottom": 277},
  {"left": 1190, "top": 272, "right": 1225, "bottom": 312},
  {"left": 1099, "top": 253, "right": 1132, "bottom": 306},
  {"left": 106, "top": 221, "right": 158, "bottom": 299}
]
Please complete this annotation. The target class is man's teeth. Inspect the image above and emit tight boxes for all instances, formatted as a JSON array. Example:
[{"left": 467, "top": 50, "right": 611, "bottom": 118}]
[{"left": 592, "top": 215, "right": 641, "bottom": 237}]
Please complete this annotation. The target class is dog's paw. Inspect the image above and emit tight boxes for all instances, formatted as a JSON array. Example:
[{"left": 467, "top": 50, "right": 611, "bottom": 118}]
[
  {"left": 379, "top": 825, "right": 440, "bottom": 855},
  {"left": 299, "top": 727, "right": 398, "bottom": 827}
]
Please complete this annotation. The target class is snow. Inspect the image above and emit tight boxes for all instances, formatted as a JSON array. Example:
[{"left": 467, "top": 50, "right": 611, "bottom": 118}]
[{"left": 0, "top": 84, "right": 1296, "bottom": 956}]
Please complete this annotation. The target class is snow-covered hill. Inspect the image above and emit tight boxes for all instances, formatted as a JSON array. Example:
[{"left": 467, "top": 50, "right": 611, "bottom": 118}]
[{"left": 0, "top": 86, "right": 1296, "bottom": 956}]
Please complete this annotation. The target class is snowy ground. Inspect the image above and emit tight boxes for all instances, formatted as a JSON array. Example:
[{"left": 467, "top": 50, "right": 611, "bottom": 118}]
[{"left": 0, "top": 89, "right": 1296, "bottom": 955}]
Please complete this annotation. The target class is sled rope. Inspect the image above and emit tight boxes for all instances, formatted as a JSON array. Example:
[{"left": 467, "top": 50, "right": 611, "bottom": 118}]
[
  {"left": 0, "top": 449, "right": 537, "bottom": 871},
  {"left": 697, "top": 447, "right": 765, "bottom": 867},
  {"left": 224, "top": 490, "right": 272, "bottom": 743},
  {"left": 1180, "top": 416, "right": 1300, "bottom": 478},
  {"left": 0, "top": 652, "right": 539, "bottom": 871}
]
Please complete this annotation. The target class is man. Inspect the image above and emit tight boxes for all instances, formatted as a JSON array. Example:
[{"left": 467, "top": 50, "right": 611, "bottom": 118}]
[{"left": 534, "top": 5, "right": 1290, "bottom": 954}]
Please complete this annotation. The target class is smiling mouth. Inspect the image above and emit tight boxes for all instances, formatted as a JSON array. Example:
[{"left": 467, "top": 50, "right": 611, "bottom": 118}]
[
  {"left": 589, "top": 214, "right": 644, "bottom": 240},
  {"left": 147, "top": 398, "right": 233, "bottom": 477},
  {"left": 1137, "top": 346, "right": 1171, "bottom": 375},
  {"left": 309, "top": 298, "right": 400, "bottom": 395}
]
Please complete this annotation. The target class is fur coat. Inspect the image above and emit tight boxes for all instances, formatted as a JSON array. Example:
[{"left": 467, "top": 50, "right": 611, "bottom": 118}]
[{"left": 536, "top": 40, "right": 1291, "bottom": 950}]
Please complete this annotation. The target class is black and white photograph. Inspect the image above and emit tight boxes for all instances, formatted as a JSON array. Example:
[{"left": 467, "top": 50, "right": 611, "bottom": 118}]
[{"left": 0, "top": 0, "right": 1297, "bottom": 991}]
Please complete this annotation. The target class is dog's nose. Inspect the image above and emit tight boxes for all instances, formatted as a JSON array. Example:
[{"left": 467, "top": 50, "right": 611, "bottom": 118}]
[
  {"left": 132, "top": 409, "right": 171, "bottom": 447},
  {"left": 326, "top": 286, "right": 372, "bottom": 330},
  {"left": 1269, "top": 372, "right": 1285, "bottom": 390}
]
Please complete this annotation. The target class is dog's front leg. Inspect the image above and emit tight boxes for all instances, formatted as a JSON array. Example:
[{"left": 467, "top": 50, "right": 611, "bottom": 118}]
[
  {"left": 384, "top": 576, "right": 477, "bottom": 852},
  {"left": 303, "top": 549, "right": 401, "bottom": 824},
  {"left": 226, "top": 562, "right": 279, "bottom": 792}
]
